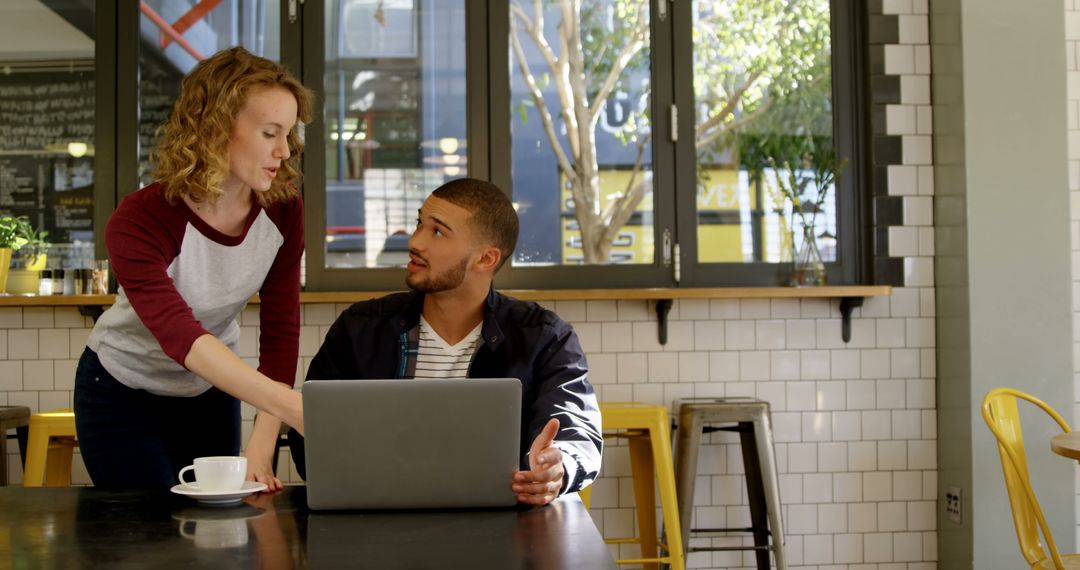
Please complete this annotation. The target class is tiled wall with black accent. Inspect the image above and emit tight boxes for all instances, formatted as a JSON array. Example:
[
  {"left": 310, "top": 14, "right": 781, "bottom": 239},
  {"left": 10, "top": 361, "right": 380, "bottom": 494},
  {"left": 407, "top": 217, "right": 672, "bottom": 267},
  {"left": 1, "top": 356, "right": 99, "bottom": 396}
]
[{"left": 869, "top": 1, "right": 935, "bottom": 289}]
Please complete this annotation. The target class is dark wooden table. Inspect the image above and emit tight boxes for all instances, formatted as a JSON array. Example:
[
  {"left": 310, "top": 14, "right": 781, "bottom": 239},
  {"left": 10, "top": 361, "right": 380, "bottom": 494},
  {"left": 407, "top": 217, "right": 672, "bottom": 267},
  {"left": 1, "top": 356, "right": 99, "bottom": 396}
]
[{"left": 0, "top": 486, "right": 615, "bottom": 569}]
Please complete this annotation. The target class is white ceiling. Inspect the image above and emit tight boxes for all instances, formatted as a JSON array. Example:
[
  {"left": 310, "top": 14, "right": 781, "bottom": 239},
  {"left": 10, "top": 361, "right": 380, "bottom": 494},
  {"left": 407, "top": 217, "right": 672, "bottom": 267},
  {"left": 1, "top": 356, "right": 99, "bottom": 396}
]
[{"left": 0, "top": 0, "right": 94, "bottom": 61}]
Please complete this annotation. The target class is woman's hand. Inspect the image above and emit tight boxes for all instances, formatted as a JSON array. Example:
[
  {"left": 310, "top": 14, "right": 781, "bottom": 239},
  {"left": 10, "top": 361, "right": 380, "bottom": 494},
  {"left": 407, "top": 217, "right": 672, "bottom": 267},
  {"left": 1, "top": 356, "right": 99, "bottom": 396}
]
[
  {"left": 244, "top": 448, "right": 283, "bottom": 491},
  {"left": 244, "top": 413, "right": 285, "bottom": 492}
]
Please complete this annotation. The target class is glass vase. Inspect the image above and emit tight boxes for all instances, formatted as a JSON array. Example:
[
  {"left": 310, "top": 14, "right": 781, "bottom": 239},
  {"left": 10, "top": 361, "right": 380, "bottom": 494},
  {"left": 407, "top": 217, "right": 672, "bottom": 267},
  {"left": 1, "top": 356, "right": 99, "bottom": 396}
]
[{"left": 792, "top": 228, "right": 826, "bottom": 287}]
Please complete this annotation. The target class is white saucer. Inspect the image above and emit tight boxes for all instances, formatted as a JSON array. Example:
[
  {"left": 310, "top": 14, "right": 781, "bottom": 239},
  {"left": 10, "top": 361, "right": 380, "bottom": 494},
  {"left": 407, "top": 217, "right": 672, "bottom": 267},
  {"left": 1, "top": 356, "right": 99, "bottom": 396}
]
[{"left": 170, "top": 481, "right": 268, "bottom": 505}]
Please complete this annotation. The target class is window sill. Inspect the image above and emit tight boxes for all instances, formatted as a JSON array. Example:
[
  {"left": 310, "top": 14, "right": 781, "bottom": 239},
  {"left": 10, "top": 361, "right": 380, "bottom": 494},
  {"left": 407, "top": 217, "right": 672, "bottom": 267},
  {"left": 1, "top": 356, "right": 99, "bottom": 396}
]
[{"left": 6, "top": 286, "right": 890, "bottom": 344}]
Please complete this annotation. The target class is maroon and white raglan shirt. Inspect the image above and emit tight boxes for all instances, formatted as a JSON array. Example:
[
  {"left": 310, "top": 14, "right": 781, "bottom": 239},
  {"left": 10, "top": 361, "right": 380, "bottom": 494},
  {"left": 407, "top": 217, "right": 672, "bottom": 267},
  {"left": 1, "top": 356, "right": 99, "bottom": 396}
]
[{"left": 88, "top": 183, "right": 302, "bottom": 397}]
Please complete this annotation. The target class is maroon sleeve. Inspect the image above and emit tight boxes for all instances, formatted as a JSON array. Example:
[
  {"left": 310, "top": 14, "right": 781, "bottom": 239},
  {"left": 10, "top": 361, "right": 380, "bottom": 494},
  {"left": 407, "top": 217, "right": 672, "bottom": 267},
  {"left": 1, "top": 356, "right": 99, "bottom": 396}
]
[
  {"left": 106, "top": 187, "right": 210, "bottom": 367},
  {"left": 257, "top": 195, "right": 304, "bottom": 387}
]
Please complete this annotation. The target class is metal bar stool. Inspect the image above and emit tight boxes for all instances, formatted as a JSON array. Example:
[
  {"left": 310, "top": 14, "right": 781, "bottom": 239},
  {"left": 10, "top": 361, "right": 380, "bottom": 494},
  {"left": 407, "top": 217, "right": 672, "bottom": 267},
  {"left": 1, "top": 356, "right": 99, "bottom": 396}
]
[
  {"left": 23, "top": 408, "right": 78, "bottom": 487},
  {"left": 673, "top": 398, "right": 786, "bottom": 570},
  {"left": 0, "top": 406, "right": 31, "bottom": 486},
  {"left": 580, "top": 402, "right": 685, "bottom": 570}
]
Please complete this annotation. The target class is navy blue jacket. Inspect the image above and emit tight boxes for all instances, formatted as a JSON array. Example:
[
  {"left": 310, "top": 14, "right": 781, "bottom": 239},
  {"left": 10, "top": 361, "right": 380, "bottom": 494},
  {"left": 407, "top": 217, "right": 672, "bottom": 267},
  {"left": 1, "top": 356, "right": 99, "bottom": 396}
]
[{"left": 289, "top": 289, "right": 602, "bottom": 494}]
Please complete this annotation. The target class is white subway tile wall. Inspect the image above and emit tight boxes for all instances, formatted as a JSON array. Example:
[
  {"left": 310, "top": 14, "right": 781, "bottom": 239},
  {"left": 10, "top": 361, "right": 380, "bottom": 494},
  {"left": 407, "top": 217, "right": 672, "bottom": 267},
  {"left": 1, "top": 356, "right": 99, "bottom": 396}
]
[
  {"left": 0, "top": 287, "right": 938, "bottom": 569},
  {"left": 1069, "top": 0, "right": 1080, "bottom": 549}
]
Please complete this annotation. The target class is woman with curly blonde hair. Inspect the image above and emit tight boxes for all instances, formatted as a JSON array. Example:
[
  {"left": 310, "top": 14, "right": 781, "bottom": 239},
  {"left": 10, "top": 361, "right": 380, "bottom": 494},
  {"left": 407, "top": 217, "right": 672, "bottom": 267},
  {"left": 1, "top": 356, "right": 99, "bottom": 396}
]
[{"left": 74, "top": 47, "right": 313, "bottom": 491}]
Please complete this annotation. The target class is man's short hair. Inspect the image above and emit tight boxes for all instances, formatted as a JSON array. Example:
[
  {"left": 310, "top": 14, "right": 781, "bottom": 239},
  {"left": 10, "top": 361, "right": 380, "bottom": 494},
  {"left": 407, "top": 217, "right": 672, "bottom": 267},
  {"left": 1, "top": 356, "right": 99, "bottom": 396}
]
[{"left": 432, "top": 178, "right": 519, "bottom": 271}]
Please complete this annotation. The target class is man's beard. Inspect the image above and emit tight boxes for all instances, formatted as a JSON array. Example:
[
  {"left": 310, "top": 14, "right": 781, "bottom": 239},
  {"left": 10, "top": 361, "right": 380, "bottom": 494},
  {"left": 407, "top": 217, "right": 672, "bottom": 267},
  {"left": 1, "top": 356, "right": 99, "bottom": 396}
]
[{"left": 406, "top": 253, "right": 470, "bottom": 293}]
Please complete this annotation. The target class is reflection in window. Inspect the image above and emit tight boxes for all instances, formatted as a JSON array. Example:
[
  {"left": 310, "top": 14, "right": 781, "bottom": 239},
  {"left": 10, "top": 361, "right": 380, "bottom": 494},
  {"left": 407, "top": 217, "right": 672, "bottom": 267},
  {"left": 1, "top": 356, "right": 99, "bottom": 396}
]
[
  {"left": 691, "top": 0, "right": 836, "bottom": 264},
  {"left": 509, "top": 0, "right": 653, "bottom": 266},
  {"left": 138, "top": 0, "right": 281, "bottom": 186},
  {"left": 324, "top": 0, "right": 466, "bottom": 269},
  {"left": 0, "top": 1, "right": 96, "bottom": 281}
]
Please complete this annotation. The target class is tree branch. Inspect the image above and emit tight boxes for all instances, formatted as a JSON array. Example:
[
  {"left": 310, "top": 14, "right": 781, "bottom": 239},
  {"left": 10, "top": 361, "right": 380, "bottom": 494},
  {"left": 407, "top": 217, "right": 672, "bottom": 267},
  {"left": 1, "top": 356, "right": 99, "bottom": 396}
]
[
  {"left": 510, "top": 16, "right": 576, "bottom": 179},
  {"left": 588, "top": 3, "right": 648, "bottom": 127},
  {"left": 694, "top": 68, "right": 763, "bottom": 140},
  {"left": 697, "top": 95, "right": 776, "bottom": 148},
  {"left": 510, "top": 2, "right": 559, "bottom": 81},
  {"left": 603, "top": 131, "right": 652, "bottom": 226}
]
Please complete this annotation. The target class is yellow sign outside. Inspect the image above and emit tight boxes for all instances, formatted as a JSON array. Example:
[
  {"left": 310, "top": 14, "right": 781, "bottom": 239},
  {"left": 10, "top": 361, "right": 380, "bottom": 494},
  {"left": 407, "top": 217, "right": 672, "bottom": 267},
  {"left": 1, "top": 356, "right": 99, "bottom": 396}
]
[
  {"left": 559, "top": 167, "right": 783, "bottom": 264},
  {"left": 560, "top": 170, "right": 654, "bottom": 264}
]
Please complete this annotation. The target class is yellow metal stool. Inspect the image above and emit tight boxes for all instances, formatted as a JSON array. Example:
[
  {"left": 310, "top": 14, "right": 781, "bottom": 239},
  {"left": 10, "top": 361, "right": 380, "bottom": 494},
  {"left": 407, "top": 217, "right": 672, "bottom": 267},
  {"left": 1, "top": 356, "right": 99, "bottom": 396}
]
[
  {"left": 23, "top": 408, "right": 77, "bottom": 487},
  {"left": 582, "top": 402, "right": 684, "bottom": 570}
]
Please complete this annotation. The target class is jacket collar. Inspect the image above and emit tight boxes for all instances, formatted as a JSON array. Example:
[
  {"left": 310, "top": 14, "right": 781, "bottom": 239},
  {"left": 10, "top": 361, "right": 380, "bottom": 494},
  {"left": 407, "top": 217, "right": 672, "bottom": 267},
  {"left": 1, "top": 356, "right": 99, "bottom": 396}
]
[{"left": 393, "top": 287, "right": 506, "bottom": 350}]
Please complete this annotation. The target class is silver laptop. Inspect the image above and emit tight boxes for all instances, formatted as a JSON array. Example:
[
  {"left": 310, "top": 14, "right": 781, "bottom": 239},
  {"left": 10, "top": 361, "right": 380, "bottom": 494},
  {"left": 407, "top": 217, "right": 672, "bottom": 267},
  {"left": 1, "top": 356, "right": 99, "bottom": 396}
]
[{"left": 302, "top": 378, "right": 522, "bottom": 510}]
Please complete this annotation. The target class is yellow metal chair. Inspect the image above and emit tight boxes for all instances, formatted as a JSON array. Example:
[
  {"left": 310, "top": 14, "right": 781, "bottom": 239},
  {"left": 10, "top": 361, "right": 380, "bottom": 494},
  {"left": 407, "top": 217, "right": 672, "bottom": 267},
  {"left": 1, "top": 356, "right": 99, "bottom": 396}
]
[
  {"left": 581, "top": 402, "right": 684, "bottom": 570},
  {"left": 23, "top": 408, "right": 77, "bottom": 487},
  {"left": 982, "top": 388, "right": 1080, "bottom": 569}
]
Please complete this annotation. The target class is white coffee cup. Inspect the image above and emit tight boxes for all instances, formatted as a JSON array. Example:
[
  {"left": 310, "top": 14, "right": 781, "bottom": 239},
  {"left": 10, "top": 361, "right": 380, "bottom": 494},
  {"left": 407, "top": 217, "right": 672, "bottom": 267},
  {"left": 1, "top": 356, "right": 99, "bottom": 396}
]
[
  {"left": 179, "top": 518, "right": 249, "bottom": 549},
  {"left": 177, "top": 456, "right": 247, "bottom": 493}
]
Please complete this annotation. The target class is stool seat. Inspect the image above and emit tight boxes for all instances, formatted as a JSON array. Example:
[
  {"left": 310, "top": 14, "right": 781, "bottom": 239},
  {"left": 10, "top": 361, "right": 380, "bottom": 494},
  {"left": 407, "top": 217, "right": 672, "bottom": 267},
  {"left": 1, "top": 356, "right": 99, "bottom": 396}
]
[
  {"left": 23, "top": 408, "right": 77, "bottom": 487},
  {"left": 673, "top": 398, "right": 786, "bottom": 570},
  {"left": 586, "top": 402, "right": 685, "bottom": 570},
  {"left": 0, "top": 406, "right": 31, "bottom": 486}
]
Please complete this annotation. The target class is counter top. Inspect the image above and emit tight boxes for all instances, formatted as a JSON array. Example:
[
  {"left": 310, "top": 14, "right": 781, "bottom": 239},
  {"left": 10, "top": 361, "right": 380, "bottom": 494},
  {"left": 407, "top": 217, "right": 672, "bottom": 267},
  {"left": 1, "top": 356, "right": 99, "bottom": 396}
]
[{"left": 1, "top": 486, "right": 614, "bottom": 569}]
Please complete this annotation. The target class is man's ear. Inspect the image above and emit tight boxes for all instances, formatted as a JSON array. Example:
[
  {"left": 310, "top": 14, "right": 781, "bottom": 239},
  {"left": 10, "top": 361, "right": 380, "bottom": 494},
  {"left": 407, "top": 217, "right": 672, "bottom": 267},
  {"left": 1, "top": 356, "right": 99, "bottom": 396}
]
[{"left": 473, "top": 244, "right": 502, "bottom": 274}]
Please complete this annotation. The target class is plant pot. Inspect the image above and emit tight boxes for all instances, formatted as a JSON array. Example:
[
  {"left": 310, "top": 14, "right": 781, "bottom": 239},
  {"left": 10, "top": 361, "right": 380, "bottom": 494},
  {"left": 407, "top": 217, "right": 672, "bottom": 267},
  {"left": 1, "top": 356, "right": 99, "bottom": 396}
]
[
  {"left": 6, "top": 254, "right": 46, "bottom": 295},
  {"left": 0, "top": 248, "right": 10, "bottom": 292},
  {"left": 5, "top": 270, "right": 39, "bottom": 295}
]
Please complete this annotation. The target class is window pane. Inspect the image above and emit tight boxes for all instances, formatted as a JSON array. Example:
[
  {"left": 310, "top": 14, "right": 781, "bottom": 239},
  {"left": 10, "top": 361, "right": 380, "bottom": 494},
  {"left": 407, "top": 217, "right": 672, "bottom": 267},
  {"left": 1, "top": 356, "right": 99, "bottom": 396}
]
[
  {"left": 0, "top": 1, "right": 96, "bottom": 285},
  {"left": 509, "top": 0, "right": 653, "bottom": 266},
  {"left": 324, "top": 0, "right": 466, "bottom": 269},
  {"left": 692, "top": 0, "right": 837, "bottom": 264},
  {"left": 138, "top": 0, "right": 281, "bottom": 187}
]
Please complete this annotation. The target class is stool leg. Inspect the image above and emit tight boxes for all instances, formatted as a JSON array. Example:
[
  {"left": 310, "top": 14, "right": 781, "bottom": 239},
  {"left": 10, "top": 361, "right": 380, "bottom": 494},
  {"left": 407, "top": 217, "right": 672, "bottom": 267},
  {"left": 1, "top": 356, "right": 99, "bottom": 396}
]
[
  {"left": 753, "top": 413, "right": 786, "bottom": 570},
  {"left": 674, "top": 407, "right": 704, "bottom": 560},
  {"left": 0, "top": 432, "right": 8, "bottom": 486},
  {"left": 578, "top": 486, "right": 592, "bottom": 510},
  {"left": 16, "top": 425, "right": 28, "bottom": 468},
  {"left": 45, "top": 443, "right": 71, "bottom": 486},
  {"left": 628, "top": 434, "right": 660, "bottom": 570},
  {"left": 23, "top": 424, "right": 50, "bottom": 487},
  {"left": 740, "top": 425, "right": 771, "bottom": 570},
  {"left": 649, "top": 421, "right": 684, "bottom": 570}
]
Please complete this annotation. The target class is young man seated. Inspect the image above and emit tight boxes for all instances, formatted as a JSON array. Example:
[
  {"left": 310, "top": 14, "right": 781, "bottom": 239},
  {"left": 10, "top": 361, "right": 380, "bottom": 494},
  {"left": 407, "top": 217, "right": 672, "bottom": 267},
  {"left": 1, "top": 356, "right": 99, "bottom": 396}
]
[{"left": 289, "top": 178, "right": 602, "bottom": 505}]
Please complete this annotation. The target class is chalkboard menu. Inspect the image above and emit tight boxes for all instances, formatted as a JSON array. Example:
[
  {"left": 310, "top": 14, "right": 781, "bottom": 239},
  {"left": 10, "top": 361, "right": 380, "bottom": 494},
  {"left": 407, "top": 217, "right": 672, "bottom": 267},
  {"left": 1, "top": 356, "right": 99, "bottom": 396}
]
[{"left": 0, "top": 70, "right": 95, "bottom": 243}]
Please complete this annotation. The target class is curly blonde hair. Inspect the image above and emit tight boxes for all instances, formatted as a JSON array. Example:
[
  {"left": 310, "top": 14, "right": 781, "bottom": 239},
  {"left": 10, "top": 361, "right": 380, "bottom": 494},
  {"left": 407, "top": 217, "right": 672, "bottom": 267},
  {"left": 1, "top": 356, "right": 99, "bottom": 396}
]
[{"left": 152, "top": 47, "right": 314, "bottom": 206}]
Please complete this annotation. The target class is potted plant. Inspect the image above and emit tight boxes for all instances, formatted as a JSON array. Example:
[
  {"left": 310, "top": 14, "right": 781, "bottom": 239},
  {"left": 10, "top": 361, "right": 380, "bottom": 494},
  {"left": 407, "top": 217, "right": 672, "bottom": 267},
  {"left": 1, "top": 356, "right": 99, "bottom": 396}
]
[{"left": 0, "top": 215, "right": 49, "bottom": 294}]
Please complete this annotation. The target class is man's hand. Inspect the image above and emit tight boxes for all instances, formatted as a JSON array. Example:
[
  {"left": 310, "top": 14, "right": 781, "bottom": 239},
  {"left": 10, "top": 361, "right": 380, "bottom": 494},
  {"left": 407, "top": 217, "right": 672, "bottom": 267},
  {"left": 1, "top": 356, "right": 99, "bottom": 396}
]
[{"left": 512, "top": 418, "right": 564, "bottom": 506}]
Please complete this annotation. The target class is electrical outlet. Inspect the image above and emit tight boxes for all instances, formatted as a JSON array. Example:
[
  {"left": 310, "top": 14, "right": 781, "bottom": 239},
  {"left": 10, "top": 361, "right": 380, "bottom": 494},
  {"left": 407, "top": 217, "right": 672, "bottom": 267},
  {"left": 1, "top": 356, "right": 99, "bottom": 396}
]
[{"left": 945, "top": 486, "right": 962, "bottom": 524}]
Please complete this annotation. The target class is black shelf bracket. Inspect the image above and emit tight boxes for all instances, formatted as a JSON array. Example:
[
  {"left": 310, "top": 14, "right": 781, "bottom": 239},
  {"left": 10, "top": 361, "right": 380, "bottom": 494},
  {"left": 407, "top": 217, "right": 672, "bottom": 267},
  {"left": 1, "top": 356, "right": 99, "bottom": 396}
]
[
  {"left": 78, "top": 305, "right": 104, "bottom": 322},
  {"left": 655, "top": 299, "right": 674, "bottom": 345},
  {"left": 838, "top": 297, "right": 863, "bottom": 343}
]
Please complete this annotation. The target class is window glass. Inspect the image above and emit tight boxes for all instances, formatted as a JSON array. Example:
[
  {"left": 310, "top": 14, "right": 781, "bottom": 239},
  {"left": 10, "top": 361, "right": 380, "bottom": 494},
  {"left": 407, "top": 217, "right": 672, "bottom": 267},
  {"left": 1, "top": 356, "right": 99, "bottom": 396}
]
[
  {"left": 691, "top": 0, "right": 837, "bottom": 264},
  {"left": 323, "top": 0, "right": 467, "bottom": 269},
  {"left": 138, "top": 0, "right": 281, "bottom": 187},
  {"left": 0, "top": 1, "right": 96, "bottom": 281},
  {"left": 508, "top": 0, "right": 653, "bottom": 265}
]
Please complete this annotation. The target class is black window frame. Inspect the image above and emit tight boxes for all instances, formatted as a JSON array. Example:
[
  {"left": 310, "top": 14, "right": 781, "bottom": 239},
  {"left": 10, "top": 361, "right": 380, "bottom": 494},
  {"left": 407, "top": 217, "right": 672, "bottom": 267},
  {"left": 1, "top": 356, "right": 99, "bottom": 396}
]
[{"left": 93, "top": 0, "right": 869, "bottom": 291}]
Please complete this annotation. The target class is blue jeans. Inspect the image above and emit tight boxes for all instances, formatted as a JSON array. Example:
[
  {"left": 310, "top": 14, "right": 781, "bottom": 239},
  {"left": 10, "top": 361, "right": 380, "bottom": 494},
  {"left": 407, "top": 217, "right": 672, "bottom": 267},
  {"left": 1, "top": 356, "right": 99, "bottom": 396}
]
[{"left": 73, "top": 348, "right": 240, "bottom": 489}]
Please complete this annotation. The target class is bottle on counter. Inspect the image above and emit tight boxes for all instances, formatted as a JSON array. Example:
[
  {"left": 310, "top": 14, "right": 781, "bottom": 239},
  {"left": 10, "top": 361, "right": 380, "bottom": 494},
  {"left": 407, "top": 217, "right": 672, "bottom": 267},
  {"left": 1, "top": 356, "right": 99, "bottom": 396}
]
[{"left": 38, "top": 269, "right": 53, "bottom": 295}]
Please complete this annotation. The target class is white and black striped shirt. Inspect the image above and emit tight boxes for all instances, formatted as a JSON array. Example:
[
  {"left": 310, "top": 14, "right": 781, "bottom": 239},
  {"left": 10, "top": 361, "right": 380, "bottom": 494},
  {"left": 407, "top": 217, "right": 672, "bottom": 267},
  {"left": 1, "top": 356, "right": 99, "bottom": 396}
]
[{"left": 414, "top": 316, "right": 482, "bottom": 379}]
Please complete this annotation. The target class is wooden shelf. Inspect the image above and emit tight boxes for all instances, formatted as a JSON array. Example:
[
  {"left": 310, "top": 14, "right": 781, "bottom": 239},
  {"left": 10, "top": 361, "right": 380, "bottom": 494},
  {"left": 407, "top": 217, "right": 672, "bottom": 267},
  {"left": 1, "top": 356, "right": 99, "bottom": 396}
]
[
  {"left": 0, "top": 294, "right": 114, "bottom": 306},
  {"left": 0, "top": 286, "right": 890, "bottom": 306},
  {"left": 1, "top": 286, "right": 890, "bottom": 344},
  {"left": 293, "top": 285, "right": 891, "bottom": 304}
]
